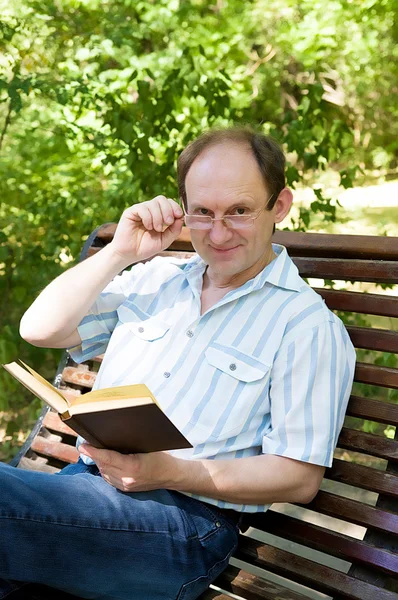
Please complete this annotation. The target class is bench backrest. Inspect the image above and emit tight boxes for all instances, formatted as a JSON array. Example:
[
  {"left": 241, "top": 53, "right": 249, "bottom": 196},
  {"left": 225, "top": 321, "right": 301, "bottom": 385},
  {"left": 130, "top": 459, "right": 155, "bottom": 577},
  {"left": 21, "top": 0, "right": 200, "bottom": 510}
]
[{"left": 16, "top": 226, "right": 398, "bottom": 599}]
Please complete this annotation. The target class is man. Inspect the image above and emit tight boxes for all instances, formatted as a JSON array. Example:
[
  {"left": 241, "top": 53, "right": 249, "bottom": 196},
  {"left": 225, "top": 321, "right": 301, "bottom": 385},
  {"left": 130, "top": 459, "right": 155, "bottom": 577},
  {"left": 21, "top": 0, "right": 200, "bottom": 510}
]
[{"left": 1, "top": 127, "right": 356, "bottom": 599}]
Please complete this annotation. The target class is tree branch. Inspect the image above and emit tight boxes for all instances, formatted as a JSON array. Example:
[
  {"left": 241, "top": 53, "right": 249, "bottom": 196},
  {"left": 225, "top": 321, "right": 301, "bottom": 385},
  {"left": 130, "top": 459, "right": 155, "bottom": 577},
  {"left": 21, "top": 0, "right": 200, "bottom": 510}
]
[{"left": 0, "top": 100, "right": 12, "bottom": 153}]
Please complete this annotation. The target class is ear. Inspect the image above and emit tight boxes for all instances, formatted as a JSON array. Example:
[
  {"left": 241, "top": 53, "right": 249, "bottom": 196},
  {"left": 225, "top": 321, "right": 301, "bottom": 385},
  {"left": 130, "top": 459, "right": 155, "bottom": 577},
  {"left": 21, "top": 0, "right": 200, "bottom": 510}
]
[{"left": 273, "top": 188, "right": 293, "bottom": 223}]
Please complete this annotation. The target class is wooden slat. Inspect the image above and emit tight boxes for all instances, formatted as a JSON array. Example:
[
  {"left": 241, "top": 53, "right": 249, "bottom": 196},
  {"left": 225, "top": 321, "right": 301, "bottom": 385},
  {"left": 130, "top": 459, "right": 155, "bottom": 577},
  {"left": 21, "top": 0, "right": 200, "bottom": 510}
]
[
  {"left": 272, "top": 231, "right": 398, "bottom": 261},
  {"left": 346, "top": 395, "right": 398, "bottom": 426},
  {"left": 303, "top": 490, "right": 398, "bottom": 535},
  {"left": 31, "top": 436, "right": 79, "bottom": 464},
  {"left": 326, "top": 458, "right": 398, "bottom": 497},
  {"left": 199, "top": 590, "right": 231, "bottom": 600},
  {"left": 62, "top": 366, "right": 96, "bottom": 389},
  {"left": 315, "top": 288, "right": 398, "bottom": 318},
  {"left": 235, "top": 536, "right": 398, "bottom": 600},
  {"left": 354, "top": 362, "right": 398, "bottom": 389},
  {"left": 17, "top": 456, "right": 60, "bottom": 474},
  {"left": 249, "top": 511, "right": 398, "bottom": 577},
  {"left": 43, "top": 411, "right": 77, "bottom": 437},
  {"left": 213, "top": 565, "right": 311, "bottom": 600},
  {"left": 168, "top": 227, "right": 194, "bottom": 252},
  {"left": 94, "top": 226, "right": 398, "bottom": 261},
  {"left": 337, "top": 427, "right": 398, "bottom": 461},
  {"left": 292, "top": 257, "right": 398, "bottom": 284},
  {"left": 346, "top": 326, "right": 398, "bottom": 353}
]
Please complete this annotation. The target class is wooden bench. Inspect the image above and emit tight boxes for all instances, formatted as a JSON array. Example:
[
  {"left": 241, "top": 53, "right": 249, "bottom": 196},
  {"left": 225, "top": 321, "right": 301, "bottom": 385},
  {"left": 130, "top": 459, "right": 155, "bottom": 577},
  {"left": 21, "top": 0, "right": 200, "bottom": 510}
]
[{"left": 11, "top": 226, "right": 398, "bottom": 600}]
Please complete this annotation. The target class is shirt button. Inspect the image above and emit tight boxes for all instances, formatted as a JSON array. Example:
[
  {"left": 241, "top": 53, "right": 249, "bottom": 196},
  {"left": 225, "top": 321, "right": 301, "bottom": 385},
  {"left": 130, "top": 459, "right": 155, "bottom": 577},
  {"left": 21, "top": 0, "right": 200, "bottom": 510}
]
[
  {"left": 229, "top": 363, "right": 237, "bottom": 371},
  {"left": 163, "top": 372, "right": 171, "bottom": 378},
  {"left": 186, "top": 330, "right": 194, "bottom": 338},
  {"left": 215, "top": 521, "right": 221, "bottom": 528},
  {"left": 138, "top": 327, "right": 144, "bottom": 333}
]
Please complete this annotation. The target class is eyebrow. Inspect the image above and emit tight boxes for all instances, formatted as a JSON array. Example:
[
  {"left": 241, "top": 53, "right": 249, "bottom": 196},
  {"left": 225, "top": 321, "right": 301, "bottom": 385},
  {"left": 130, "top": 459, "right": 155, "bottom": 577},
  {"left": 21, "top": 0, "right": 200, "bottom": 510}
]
[{"left": 189, "top": 200, "right": 256, "bottom": 212}]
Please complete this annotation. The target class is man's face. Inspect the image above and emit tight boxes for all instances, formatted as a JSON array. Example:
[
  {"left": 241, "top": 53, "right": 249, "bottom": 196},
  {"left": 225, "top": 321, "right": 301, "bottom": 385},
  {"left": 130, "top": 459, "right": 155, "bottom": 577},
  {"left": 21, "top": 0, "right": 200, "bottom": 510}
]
[{"left": 185, "top": 142, "right": 279, "bottom": 281}]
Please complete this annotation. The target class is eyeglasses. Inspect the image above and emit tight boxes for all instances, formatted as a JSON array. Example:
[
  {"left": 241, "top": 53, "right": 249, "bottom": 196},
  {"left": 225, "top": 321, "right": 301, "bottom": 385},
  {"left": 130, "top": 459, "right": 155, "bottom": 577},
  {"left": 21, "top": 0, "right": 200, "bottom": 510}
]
[{"left": 182, "top": 195, "right": 274, "bottom": 230}]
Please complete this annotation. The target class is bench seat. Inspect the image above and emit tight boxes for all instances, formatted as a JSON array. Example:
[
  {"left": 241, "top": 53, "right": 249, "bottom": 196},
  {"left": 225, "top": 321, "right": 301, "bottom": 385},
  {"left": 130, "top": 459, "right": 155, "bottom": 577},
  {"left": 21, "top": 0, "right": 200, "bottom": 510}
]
[{"left": 11, "top": 227, "right": 398, "bottom": 600}]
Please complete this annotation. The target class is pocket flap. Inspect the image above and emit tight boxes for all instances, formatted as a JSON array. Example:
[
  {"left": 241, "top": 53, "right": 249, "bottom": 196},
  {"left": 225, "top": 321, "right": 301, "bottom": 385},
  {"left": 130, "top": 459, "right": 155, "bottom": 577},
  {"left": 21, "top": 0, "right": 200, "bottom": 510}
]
[
  {"left": 205, "top": 343, "right": 270, "bottom": 382},
  {"left": 117, "top": 306, "right": 170, "bottom": 341}
]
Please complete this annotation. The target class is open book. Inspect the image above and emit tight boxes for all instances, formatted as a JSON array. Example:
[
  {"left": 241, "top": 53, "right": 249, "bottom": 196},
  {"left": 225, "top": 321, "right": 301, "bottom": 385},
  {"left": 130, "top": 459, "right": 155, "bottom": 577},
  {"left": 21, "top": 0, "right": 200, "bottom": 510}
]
[{"left": 3, "top": 361, "right": 192, "bottom": 454}]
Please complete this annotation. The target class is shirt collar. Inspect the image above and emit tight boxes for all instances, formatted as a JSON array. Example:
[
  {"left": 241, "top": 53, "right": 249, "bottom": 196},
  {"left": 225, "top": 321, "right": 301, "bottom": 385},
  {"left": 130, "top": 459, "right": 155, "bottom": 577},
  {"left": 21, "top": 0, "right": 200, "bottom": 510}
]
[
  {"left": 182, "top": 243, "right": 301, "bottom": 297},
  {"left": 251, "top": 244, "right": 302, "bottom": 293}
]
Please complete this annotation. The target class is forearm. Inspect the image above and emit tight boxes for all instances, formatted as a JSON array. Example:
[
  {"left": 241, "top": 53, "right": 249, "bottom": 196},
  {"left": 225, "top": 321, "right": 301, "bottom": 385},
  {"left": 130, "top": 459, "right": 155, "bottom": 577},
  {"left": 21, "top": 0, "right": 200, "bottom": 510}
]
[
  {"left": 20, "top": 244, "right": 132, "bottom": 346},
  {"left": 170, "top": 454, "right": 324, "bottom": 505}
]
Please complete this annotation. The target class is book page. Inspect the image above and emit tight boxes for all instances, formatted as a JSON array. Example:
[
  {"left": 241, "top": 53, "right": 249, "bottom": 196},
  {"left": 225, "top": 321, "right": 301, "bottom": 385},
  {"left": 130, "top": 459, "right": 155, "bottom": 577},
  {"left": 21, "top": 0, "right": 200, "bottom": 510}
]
[
  {"left": 77, "top": 384, "right": 159, "bottom": 407},
  {"left": 69, "top": 396, "right": 152, "bottom": 415},
  {"left": 3, "top": 362, "right": 69, "bottom": 414},
  {"left": 18, "top": 360, "right": 69, "bottom": 404}
]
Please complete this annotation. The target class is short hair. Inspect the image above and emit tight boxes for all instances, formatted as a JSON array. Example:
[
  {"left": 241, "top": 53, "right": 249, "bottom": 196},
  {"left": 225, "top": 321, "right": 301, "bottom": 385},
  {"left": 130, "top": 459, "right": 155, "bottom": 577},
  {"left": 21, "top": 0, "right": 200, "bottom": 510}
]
[{"left": 177, "top": 126, "right": 286, "bottom": 211}]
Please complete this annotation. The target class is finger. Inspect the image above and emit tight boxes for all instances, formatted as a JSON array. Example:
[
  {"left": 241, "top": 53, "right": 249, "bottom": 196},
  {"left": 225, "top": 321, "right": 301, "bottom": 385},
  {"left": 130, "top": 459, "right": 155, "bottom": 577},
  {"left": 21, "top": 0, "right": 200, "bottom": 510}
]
[
  {"left": 172, "top": 202, "right": 183, "bottom": 219},
  {"left": 136, "top": 204, "right": 154, "bottom": 230},
  {"left": 158, "top": 197, "right": 176, "bottom": 226},
  {"left": 149, "top": 199, "right": 165, "bottom": 233},
  {"left": 80, "top": 444, "right": 117, "bottom": 467}
]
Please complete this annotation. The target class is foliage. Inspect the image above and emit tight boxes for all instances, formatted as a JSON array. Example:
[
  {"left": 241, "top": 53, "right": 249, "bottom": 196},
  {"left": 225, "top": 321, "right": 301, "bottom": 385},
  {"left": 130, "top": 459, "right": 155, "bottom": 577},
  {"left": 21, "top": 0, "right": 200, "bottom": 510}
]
[{"left": 0, "top": 0, "right": 397, "bottom": 458}]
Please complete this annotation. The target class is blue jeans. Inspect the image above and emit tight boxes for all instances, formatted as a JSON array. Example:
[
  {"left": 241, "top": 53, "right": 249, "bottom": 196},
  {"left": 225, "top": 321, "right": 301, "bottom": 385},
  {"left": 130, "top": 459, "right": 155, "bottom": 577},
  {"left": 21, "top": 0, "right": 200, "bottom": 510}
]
[{"left": 0, "top": 460, "right": 239, "bottom": 600}]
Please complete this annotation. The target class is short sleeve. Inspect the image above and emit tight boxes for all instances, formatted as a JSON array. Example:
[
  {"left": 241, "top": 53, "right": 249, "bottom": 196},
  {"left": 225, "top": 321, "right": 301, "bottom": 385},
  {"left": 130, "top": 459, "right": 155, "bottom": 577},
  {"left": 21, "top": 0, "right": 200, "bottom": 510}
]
[
  {"left": 67, "top": 264, "right": 144, "bottom": 363},
  {"left": 262, "top": 318, "right": 356, "bottom": 468}
]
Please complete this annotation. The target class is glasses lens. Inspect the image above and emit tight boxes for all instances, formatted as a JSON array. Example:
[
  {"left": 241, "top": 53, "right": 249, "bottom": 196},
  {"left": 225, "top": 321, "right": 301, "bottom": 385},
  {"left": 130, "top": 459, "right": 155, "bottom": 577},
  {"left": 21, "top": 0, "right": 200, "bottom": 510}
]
[
  {"left": 184, "top": 216, "right": 213, "bottom": 230},
  {"left": 224, "top": 216, "right": 254, "bottom": 229}
]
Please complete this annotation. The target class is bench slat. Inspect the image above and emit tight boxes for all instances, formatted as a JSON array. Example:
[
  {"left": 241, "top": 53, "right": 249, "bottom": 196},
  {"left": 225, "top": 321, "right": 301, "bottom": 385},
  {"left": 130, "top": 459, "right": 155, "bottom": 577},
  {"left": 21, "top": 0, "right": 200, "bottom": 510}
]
[
  {"left": 346, "top": 395, "right": 398, "bottom": 426},
  {"left": 326, "top": 459, "right": 398, "bottom": 497},
  {"left": 86, "top": 249, "right": 398, "bottom": 284},
  {"left": 337, "top": 427, "right": 398, "bottom": 461},
  {"left": 213, "top": 565, "right": 311, "bottom": 600},
  {"left": 17, "top": 456, "right": 60, "bottom": 474},
  {"left": 304, "top": 490, "right": 398, "bottom": 535},
  {"left": 272, "top": 231, "right": 398, "bottom": 261},
  {"left": 346, "top": 326, "right": 398, "bottom": 353},
  {"left": 43, "top": 412, "right": 77, "bottom": 437},
  {"left": 62, "top": 367, "right": 97, "bottom": 389},
  {"left": 31, "top": 437, "right": 79, "bottom": 464},
  {"left": 354, "top": 362, "right": 398, "bottom": 389},
  {"left": 235, "top": 536, "right": 398, "bottom": 600},
  {"left": 95, "top": 226, "right": 398, "bottom": 261},
  {"left": 314, "top": 288, "right": 398, "bottom": 318},
  {"left": 199, "top": 590, "right": 231, "bottom": 600},
  {"left": 251, "top": 511, "right": 398, "bottom": 577},
  {"left": 292, "top": 257, "right": 398, "bottom": 283}
]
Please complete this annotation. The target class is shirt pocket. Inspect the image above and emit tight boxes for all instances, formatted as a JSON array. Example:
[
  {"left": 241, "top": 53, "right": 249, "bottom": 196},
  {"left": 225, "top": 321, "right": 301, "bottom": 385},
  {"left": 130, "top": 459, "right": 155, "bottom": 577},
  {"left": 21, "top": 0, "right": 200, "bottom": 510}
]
[
  {"left": 188, "top": 343, "right": 271, "bottom": 442},
  {"left": 116, "top": 305, "right": 170, "bottom": 341},
  {"left": 205, "top": 344, "right": 269, "bottom": 383}
]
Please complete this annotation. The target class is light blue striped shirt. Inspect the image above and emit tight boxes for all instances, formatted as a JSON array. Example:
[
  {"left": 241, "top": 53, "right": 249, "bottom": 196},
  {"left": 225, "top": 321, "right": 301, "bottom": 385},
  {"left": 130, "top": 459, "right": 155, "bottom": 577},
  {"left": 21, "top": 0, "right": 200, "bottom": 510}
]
[{"left": 69, "top": 244, "right": 356, "bottom": 513}]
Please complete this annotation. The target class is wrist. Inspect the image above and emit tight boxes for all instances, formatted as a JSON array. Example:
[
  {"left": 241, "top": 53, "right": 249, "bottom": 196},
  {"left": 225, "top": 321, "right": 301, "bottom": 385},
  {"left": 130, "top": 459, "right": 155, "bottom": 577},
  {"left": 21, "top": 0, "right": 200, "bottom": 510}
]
[
  {"left": 163, "top": 455, "right": 196, "bottom": 491},
  {"left": 102, "top": 243, "right": 136, "bottom": 272}
]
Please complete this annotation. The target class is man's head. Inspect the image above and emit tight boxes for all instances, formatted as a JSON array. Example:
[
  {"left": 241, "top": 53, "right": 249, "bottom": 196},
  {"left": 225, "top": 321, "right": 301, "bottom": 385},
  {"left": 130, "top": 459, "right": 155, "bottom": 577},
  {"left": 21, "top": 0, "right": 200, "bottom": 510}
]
[{"left": 177, "top": 126, "right": 293, "bottom": 284}]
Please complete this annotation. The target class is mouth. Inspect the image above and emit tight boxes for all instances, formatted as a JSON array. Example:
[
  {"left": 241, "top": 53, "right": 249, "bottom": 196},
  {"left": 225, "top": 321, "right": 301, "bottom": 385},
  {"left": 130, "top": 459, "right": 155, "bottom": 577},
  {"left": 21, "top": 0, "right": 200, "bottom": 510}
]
[{"left": 209, "top": 245, "right": 240, "bottom": 255}]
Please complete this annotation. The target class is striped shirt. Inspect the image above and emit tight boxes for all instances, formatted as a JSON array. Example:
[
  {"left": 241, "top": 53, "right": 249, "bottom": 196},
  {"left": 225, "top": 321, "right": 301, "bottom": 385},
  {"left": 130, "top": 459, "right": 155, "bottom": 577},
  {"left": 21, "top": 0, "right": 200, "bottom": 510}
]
[{"left": 69, "top": 243, "right": 356, "bottom": 513}]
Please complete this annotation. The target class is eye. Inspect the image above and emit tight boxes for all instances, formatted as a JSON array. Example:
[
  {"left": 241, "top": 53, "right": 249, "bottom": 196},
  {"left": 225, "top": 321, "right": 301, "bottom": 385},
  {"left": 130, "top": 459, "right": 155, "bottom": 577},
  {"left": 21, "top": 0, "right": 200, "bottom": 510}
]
[
  {"left": 198, "top": 208, "right": 209, "bottom": 215},
  {"left": 233, "top": 207, "right": 249, "bottom": 215}
]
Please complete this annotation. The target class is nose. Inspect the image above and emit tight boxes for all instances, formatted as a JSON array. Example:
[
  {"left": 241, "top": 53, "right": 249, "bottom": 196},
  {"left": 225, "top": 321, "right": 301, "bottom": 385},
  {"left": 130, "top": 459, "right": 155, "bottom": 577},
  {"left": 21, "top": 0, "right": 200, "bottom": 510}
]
[{"left": 208, "top": 219, "right": 234, "bottom": 245}]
